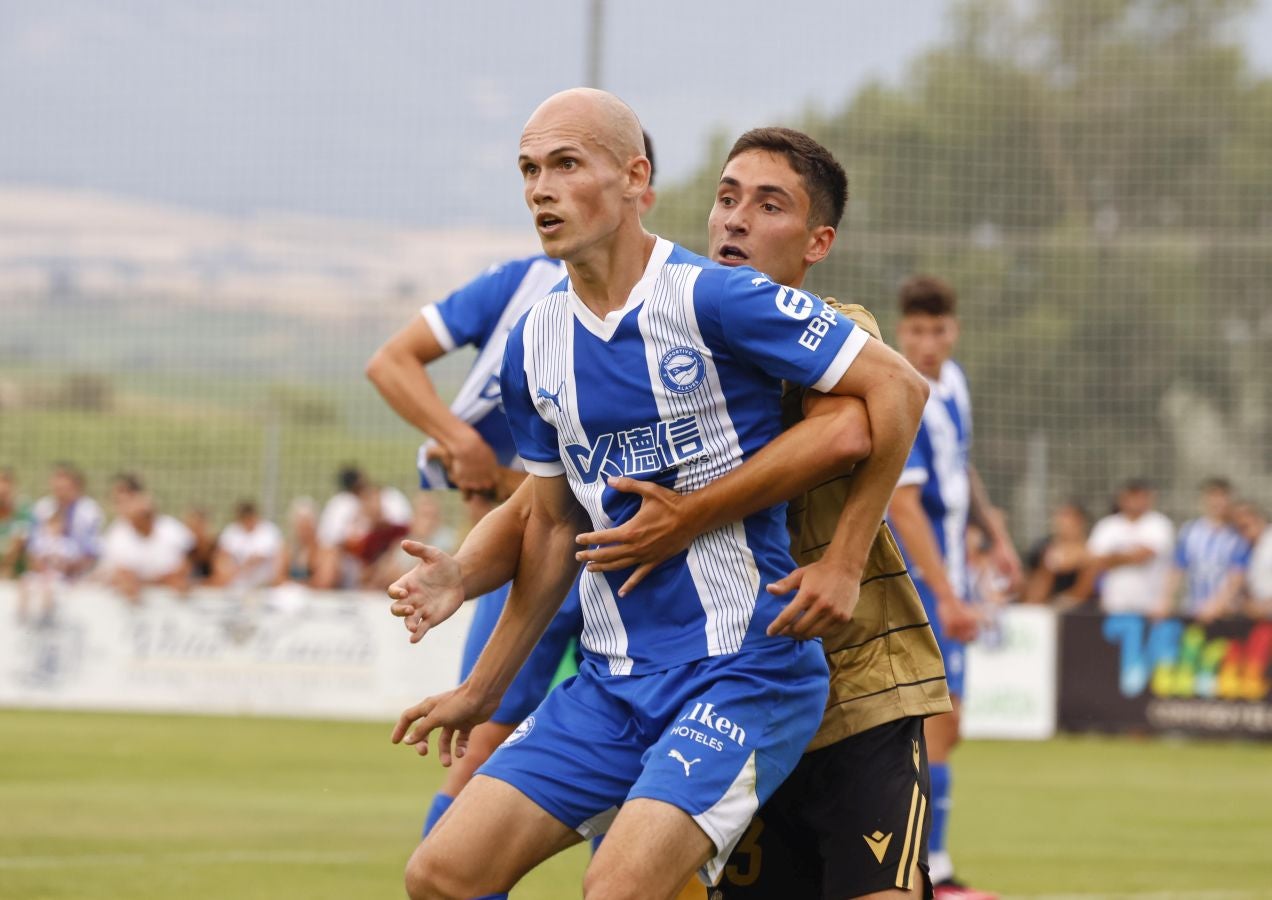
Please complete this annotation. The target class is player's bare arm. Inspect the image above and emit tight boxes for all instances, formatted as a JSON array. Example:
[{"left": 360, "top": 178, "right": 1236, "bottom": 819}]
[
  {"left": 766, "top": 336, "right": 928, "bottom": 639},
  {"left": 968, "top": 463, "right": 1023, "bottom": 590},
  {"left": 388, "top": 479, "right": 533, "bottom": 641},
  {"left": 365, "top": 314, "right": 501, "bottom": 495},
  {"left": 574, "top": 391, "right": 870, "bottom": 594},
  {"left": 391, "top": 474, "right": 585, "bottom": 764},
  {"left": 889, "top": 484, "right": 980, "bottom": 643}
]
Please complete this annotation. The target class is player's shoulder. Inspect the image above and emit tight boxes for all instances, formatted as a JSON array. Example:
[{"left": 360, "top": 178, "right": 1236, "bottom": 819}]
[{"left": 825, "top": 299, "right": 881, "bottom": 339}]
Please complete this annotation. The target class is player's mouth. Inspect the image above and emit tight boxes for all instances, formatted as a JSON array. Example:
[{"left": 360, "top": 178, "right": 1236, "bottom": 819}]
[
  {"left": 536, "top": 212, "right": 565, "bottom": 236},
  {"left": 715, "top": 244, "right": 749, "bottom": 265}
]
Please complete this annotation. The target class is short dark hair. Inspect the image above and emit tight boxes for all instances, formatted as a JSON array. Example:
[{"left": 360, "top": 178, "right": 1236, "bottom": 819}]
[
  {"left": 898, "top": 275, "right": 957, "bottom": 317},
  {"left": 1120, "top": 477, "right": 1154, "bottom": 493},
  {"left": 724, "top": 127, "right": 848, "bottom": 229},
  {"left": 642, "top": 129, "right": 656, "bottom": 187},
  {"left": 338, "top": 465, "right": 364, "bottom": 493},
  {"left": 235, "top": 499, "right": 258, "bottom": 519},
  {"left": 112, "top": 471, "right": 145, "bottom": 494},
  {"left": 1200, "top": 476, "right": 1233, "bottom": 494}
]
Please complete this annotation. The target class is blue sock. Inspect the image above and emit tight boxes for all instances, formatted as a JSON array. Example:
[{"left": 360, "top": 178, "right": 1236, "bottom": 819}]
[
  {"left": 929, "top": 762, "right": 951, "bottom": 855},
  {"left": 421, "top": 794, "right": 508, "bottom": 900},
  {"left": 422, "top": 792, "right": 453, "bottom": 839}
]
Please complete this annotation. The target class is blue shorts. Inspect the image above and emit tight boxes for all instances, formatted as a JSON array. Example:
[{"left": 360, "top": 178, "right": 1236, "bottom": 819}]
[
  {"left": 460, "top": 583, "right": 584, "bottom": 725},
  {"left": 477, "top": 639, "right": 829, "bottom": 885},
  {"left": 914, "top": 579, "right": 965, "bottom": 699}
]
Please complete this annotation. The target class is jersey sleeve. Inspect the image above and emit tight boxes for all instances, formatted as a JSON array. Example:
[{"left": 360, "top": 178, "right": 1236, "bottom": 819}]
[
  {"left": 897, "top": 425, "right": 931, "bottom": 488},
  {"left": 420, "top": 257, "right": 539, "bottom": 352},
  {"left": 695, "top": 267, "right": 870, "bottom": 392},
  {"left": 500, "top": 315, "right": 565, "bottom": 477}
]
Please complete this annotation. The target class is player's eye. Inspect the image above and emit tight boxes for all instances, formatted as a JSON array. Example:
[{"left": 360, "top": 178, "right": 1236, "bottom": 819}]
[
  {"left": 717, "top": 195, "right": 735, "bottom": 207},
  {"left": 560, "top": 158, "right": 578, "bottom": 170},
  {"left": 522, "top": 163, "right": 539, "bottom": 178},
  {"left": 762, "top": 202, "right": 781, "bottom": 213}
]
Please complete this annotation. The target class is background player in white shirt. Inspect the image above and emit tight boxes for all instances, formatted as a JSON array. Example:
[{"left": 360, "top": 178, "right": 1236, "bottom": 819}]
[{"left": 391, "top": 88, "right": 927, "bottom": 900}]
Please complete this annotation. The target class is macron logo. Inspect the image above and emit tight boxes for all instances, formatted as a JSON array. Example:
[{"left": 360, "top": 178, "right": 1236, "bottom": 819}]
[
  {"left": 678, "top": 702, "right": 747, "bottom": 748},
  {"left": 668, "top": 749, "right": 701, "bottom": 777}
]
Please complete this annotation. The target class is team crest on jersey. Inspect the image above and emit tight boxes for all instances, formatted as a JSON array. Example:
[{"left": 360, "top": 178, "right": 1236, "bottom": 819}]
[
  {"left": 502, "top": 715, "right": 535, "bottom": 747},
  {"left": 659, "top": 346, "right": 706, "bottom": 394}
]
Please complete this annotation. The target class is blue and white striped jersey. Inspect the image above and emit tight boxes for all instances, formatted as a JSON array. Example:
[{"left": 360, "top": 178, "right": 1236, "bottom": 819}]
[
  {"left": 417, "top": 254, "right": 567, "bottom": 488},
  {"left": 501, "top": 238, "right": 868, "bottom": 676},
  {"left": 1174, "top": 517, "right": 1250, "bottom": 614},
  {"left": 894, "top": 360, "right": 973, "bottom": 600}
]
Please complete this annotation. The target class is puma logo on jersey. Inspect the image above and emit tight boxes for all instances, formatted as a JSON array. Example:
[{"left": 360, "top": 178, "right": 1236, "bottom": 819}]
[
  {"left": 863, "top": 830, "right": 893, "bottom": 864},
  {"left": 668, "top": 749, "right": 701, "bottom": 777},
  {"left": 536, "top": 381, "right": 565, "bottom": 412}
]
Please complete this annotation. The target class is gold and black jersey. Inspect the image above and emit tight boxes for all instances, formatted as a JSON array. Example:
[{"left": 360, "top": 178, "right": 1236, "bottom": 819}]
[{"left": 784, "top": 302, "right": 951, "bottom": 751}]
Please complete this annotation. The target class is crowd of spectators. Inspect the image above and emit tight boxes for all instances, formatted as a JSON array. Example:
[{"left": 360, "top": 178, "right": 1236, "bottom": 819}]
[
  {"left": 1, "top": 462, "right": 457, "bottom": 623},
  {"left": 4, "top": 462, "right": 1268, "bottom": 625},
  {"left": 1023, "top": 477, "right": 1272, "bottom": 620}
]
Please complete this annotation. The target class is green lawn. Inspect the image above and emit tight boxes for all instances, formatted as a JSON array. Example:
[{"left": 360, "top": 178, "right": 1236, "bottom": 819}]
[{"left": 2, "top": 709, "right": 1270, "bottom": 899}]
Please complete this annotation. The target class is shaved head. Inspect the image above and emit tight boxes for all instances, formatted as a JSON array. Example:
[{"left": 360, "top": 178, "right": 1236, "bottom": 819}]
[
  {"left": 518, "top": 88, "right": 652, "bottom": 266},
  {"left": 522, "top": 88, "right": 645, "bottom": 171}
]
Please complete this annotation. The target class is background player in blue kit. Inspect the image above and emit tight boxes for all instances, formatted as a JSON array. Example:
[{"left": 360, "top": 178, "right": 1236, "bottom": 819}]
[
  {"left": 886, "top": 276, "right": 1017, "bottom": 900},
  {"left": 390, "top": 88, "right": 929, "bottom": 900},
  {"left": 366, "top": 138, "right": 655, "bottom": 864}
]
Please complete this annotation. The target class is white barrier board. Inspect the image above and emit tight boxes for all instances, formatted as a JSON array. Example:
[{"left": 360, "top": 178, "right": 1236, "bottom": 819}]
[
  {"left": 0, "top": 583, "right": 473, "bottom": 721},
  {"left": 961, "top": 604, "right": 1058, "bottom": 740}
]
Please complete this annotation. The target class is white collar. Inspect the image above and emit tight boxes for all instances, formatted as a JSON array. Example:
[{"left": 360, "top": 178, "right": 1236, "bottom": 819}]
[{"left": 566, "top": 236, "right": 674, "bottom": 342}]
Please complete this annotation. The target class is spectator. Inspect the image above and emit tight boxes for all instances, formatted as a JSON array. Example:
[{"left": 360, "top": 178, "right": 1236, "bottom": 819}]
[
  {"left": 1082, "top": 479, "right": 1174, "bottom": 616},
  {"left": 27, "top": 462, "right": 104, "bottom": 578},
  {"left": 0, "top": 467, "right": 31, "bottom": 579},
  {"left": 1157, "top": 477, "right": 1249, "bottom": 621},
  {"left": 374, "top": 491, "right": 461, "bottom": 588},
  {"left": 212, "top": 500, "right": 285, "bottom": 589},
  {"left": 1023, "top": 501, "right": 1091, "bottom": 605},
  {"left": 286, "top": 497, "right": 319, "bottom": 583},
  {"left": 1232, "top": 500, "right": 1272, "bottom": 618},
  {"left": 100, "top": 489, "right": 194, "bottom": 604},
  {"left": 21, "top": 462, "right": 104, "bottom": 624},
  {"left": 312, "top": 466, "right": 411, "bottom": 589},
  {"left": 182, "top": 506, "right": 218, "bottom": 582}
]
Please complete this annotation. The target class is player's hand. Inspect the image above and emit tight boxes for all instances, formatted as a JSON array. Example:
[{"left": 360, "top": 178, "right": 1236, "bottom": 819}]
[
  {"left": 765, "top": 559, "right": 861, "bottom": 640},
  {"left": 391, "top": 684, "right": 495, "bottom": 765},
  {"left": 990, "top": 537, "right": 1024, "bottom": 593},
  {"left": 574, "top": 476, "right": 699, "bottom": 597},
  {"left": 936, "top": 593, "right": 980, "bottom": 643},
  {"left": 387, "top": 541, "right": 465, "bottom": 643},
  {"left": 444, "top": 429, "right": 501, "bottom": 497}
]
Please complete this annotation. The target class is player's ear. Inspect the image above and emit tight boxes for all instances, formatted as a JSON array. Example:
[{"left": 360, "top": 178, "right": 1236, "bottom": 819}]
[
  {"left": 624, "top": 156, "right": 652, "bottom": 202},
  {"left": 804, "top": 225, "right": 836, "bottom": 268}
]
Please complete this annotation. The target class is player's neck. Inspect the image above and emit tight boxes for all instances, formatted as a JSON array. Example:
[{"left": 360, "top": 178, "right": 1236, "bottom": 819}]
[{"left": 567, "top": 224, "right": 656, "bottom": 317}]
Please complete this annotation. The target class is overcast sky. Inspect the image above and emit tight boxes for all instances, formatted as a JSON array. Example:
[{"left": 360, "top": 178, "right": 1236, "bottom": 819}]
[{"left": 4, "top": 0, "right": 1270, "bottom": 228}]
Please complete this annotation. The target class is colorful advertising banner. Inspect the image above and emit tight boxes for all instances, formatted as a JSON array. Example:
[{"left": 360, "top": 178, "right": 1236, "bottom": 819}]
[{"left": 1058, "top": 612, "right": 1272, "bottom": 738}]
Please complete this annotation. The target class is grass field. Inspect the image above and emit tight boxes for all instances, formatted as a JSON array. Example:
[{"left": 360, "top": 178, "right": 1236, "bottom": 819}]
[{"left": 3, "top": 709, "right": 1271, "bottom": 899}]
